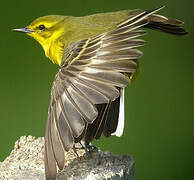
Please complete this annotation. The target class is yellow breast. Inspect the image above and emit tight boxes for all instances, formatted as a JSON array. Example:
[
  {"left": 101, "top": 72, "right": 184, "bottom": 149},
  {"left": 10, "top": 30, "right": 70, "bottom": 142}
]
[
  {"left": 30, "top": 29, "right": 65, "bottom": 65},
  {"left": 45, "top": 39, "right": 64, "bottom": 65}
]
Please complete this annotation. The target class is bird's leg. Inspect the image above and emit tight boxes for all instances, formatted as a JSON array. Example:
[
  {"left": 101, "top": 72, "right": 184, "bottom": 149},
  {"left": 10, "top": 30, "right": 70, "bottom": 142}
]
[
  {"left": 72, "top": 144, "right": 79, "bottom": 157},
  {"left": 84, "top": 142, "right": 98, "bottom": 155},
  {"left": 79, "top": 141, "right": 85, "bottom": 149}
]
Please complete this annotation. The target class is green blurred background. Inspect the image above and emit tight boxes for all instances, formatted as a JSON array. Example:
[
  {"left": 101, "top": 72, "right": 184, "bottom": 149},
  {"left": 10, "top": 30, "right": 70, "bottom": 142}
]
[{"left": 0, "top": 0, "right": 193, "bottom": 179}]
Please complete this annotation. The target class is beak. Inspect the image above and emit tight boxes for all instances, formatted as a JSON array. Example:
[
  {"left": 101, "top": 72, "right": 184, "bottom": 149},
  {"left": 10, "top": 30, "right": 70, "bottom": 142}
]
[{"left": 12, "top": 27, "right": 33, "bottom": 33}]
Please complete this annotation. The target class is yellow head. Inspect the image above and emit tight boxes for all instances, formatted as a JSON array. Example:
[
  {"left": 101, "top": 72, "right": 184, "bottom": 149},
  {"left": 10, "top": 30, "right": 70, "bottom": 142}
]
[{"left": 13, "top": 15, "right": 67, "bottom": 65}]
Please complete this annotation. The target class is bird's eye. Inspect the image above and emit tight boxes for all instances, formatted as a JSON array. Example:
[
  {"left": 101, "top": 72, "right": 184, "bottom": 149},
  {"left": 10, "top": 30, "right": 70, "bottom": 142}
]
[{"left": 38, "top": 24, "right": 45, "bottom": 30}]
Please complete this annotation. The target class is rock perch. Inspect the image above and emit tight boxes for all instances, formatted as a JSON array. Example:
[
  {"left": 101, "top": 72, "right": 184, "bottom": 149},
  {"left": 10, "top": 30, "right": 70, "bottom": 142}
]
[{"left": 0, "top": 136, "right": 134, "bottom": 180}]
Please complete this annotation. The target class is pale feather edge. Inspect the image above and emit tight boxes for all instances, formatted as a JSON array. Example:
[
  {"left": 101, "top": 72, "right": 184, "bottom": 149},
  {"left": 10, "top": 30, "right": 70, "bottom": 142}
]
[{"left": 112, "top": 88, "right": 125, "bottom": 137}]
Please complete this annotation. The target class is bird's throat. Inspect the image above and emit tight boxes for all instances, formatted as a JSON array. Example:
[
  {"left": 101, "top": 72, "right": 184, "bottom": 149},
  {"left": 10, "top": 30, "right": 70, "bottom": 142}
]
[
  {"left": 38, "top": 37, "right": 63, "bottom": 65},
  {"left": 31, "top": 31, "right": 64, "bottom": 65}
]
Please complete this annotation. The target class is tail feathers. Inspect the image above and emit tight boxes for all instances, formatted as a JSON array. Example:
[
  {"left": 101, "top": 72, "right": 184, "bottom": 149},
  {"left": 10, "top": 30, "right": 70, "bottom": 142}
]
[
  {"left": 84, "top": 89, "right": 124, "bottom": 143},
  {"left": 103, "top": 96, "right": 120, "bottom": 137},
  {"left": 123, "top": 6, "right": 188, "bottom": 36},
  {"left": 85, "top": 103, "right": 110, "bottom": 143},
  {"left": 111, "top": 88, "right": 125, "bottom": 137},
  {"left": 145, "top": 10, "right": 188, "bottom": 35}
]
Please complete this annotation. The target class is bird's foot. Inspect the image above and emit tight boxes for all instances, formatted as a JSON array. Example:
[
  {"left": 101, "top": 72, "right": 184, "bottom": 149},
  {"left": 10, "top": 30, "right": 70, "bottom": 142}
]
[{"left": 85, "top": 143, "right": 98, "bottom": 155}]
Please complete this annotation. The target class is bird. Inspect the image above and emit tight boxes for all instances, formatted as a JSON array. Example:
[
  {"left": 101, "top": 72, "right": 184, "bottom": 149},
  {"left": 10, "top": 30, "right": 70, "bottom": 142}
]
[{"left": 13, "top": 6, "right": 188, "bottom": 180}]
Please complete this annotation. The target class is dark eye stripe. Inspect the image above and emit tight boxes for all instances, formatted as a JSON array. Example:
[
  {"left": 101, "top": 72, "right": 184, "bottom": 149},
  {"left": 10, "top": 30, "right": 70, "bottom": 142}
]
[{"left": 39, "top": 24, "right": 45, "bottom": 30}]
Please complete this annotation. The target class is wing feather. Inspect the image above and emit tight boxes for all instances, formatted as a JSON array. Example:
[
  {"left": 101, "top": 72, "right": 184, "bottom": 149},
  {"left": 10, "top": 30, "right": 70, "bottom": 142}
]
[
  {"left": 66, "top": 86, "right": 98, "bottom": 122},
  {"left": 71, "top": 81, "right": 109, "bottom": 104},
  {"left": 45, "top": 110, "right": 57, "bottom": 180},
  {"left": 58, "top": 92, "right": 86, "bottom": 137},
  {"left": 75, "top": 77, "right": 120, "bottom": 100},
  {"left": 56, "top": 102, "right": 74, "bottom": 151},
  {"left": 90, "top": 60, "right": 137, "bottom": 72},
  {"left": 104, "top": 30, "right": 147, "bottom": 42},
  {"left": 102, "top": 39, "right": 145, "bottom": 50},
  {"left": 80, "top": 69, "right": 130, "bottom": 87},
  {"left": 49, "top": 109, "right": 65, "bottom": 170}
]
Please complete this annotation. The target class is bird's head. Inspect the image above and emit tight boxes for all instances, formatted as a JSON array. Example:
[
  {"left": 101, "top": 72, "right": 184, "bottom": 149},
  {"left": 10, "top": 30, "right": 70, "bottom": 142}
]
[
  {"left": 13, "top": 15, "right": 68, "bottom": 64},
  {"left": 13, "top": 15, "right": 66, "bottom": 43}
]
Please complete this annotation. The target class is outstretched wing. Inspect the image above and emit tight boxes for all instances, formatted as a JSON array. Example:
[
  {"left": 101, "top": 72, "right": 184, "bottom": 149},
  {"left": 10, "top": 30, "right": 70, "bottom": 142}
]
[
  {"left": 45, "top": 13, "right": 146, "bottom": 178},
  {"left": 44, "top": 7, "right": 188, "bottom": 180}
]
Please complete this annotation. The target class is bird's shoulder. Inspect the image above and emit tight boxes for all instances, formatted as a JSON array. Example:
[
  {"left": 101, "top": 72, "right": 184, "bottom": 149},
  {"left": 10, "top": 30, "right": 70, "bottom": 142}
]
[{"left": 58, "top": 9, "right": 135, "bottom": 55}]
